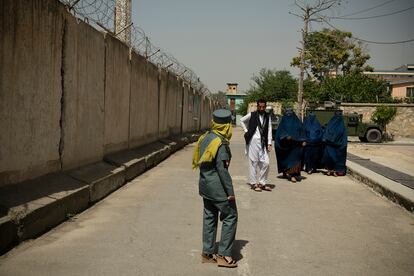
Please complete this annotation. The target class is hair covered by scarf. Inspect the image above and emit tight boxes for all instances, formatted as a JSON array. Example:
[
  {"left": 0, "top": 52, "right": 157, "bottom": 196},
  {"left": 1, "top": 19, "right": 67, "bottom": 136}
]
[{"left": 192, "top": 120, "right": 232, "bottom": 170}]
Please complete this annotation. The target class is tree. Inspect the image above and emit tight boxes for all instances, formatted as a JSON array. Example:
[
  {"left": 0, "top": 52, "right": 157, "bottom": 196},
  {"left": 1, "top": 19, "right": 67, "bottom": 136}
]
[
  {"left": 304, "top": 73, "right": 390, "bottom": 103},
  {"left": 371, "top": 106, "right": 397, "bottom": 137},
  {"left": 292, "top": 28, "right": 372, "bottom": 81},
  {"left": 321, "top": 73, "right": 388, "bottom": 103},
  {"left": 237, "top": 69, "right": 298, "bottom": 115},
  {"left": 210, "top": 91, "right": 227, "bottom": 108},
  {"left": 291, "top": 0, "right": 342, "bottom": 119}
]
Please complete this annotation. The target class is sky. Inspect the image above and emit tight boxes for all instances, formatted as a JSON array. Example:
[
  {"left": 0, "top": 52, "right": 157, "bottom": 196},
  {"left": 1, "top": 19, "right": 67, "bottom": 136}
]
[{"left": 131, "top": 0, "right": 414, "bottom": 93}]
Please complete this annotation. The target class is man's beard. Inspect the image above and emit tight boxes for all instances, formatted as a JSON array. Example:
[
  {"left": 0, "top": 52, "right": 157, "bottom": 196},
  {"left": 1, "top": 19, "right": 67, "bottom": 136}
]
[{"left": 258, "top": 110, "right": 265, "bottom": 115}]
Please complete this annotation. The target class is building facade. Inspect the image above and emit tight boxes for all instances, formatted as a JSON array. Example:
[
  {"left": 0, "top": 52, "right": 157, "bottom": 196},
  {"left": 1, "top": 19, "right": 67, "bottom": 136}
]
[
  {"left": 225, "top": 83, "right": 245, "bottom": 125},
  {"left": 364, "top": 64, "right": 414, "bottom": 99}
]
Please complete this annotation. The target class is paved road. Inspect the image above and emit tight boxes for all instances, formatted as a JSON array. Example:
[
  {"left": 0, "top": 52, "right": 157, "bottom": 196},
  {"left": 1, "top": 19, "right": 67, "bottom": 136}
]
[{"left": 1, "top": 128, "right": 413, "bottom": 276}]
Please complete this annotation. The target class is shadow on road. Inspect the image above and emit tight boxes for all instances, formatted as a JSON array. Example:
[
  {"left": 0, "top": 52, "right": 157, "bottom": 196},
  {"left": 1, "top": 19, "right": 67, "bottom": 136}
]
[
  {"left": 213, "top": 240, "right": 249, "bottom": 261},
  {"left": 233, "top": 240, "right": 249, "bottom": 261}
]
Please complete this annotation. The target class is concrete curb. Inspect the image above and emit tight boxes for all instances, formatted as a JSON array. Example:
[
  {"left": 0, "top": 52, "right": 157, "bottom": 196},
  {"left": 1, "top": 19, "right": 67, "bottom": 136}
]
[
  {"left": 0, "top": 173, "right": 90, "bottom": 254},
  {"left": 104, "top": 140, "right": 178, "bottom": 181},
  {"left": 347, "top": 160, "right": 414, "bottom": 213},
  {"left": 0, "top": 216, "right": 18, "bottom": 254},
  {"left": 0, "top": 133, "right": 198, "bottom": 254},
  {"left": 162, "top": 135, "right": 190, "bottom": 152},
  {"left": 65, "top": 162, "right": 126, "bottom": 203}
]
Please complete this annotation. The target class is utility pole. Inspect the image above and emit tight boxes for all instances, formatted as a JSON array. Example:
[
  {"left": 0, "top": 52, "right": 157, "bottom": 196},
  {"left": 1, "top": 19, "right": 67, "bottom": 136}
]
[
  {"left": 297, "top": 11, "right": 309, "bottom": 120},
  {"left": 114, "top": 0, "right": 132, "bottom": 45},
  {"left": 292, "top": 0, "right": 340, "bottom": 120}
]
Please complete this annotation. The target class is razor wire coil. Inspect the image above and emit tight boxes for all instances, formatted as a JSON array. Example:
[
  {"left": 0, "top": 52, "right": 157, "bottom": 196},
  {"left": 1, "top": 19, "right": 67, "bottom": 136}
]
[{"left": 59, "top": 0, "right": 211, "bottom": 96}]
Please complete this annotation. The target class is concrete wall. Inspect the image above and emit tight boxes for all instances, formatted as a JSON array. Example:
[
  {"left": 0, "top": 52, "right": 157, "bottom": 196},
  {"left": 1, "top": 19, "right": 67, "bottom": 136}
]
[
  {"left": 104, "top": 34, "right": 131, "bottom": 155},
  {"left": 146, "top": 62, "right": 160, "bottom": 140},
  {"left": 342, "top": 103, "right": 414, "bottom": 138},
  {"left": 182, "top": 84, "right": 190, "bottom": 133},
  {"left": 129, "top": 52, "right": 157, "bottom": 148},
  {"left": 62, "top": 15, "right": 105, "bottom": 170},
  {"left": 167, "top": 74, "right": 181, "bottom": 135},
  {"left": 0, "top": 0, "right": 214, "bottom": 187},
  {"left": 247, "top": 102, "right": 283, "bottom": 114},
  {"left": 200, "top": 97, "right": 212, "bottom": 130},
  {"left": 158, "top": 70, "right": 169, "bottom": 138},
  {"left": 0, "top": 0, "right": 64, "bottom": 185}
]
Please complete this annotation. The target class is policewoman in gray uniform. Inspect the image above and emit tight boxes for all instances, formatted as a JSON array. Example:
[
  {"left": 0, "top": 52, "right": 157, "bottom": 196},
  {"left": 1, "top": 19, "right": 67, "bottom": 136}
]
[{"left": 192, "top": 109, "right": 238, "bottom": 268}]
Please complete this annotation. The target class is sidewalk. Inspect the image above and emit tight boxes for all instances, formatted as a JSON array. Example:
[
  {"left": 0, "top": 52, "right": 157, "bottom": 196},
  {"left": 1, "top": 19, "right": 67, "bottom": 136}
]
[{"left": 347, "top": 142, "right": 414, "bottom": 212}]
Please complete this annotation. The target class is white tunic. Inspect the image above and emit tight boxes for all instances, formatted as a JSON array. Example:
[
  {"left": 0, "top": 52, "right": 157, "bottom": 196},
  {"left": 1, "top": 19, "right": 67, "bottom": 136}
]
[
  {"left": 240, "top": 113, "right": 272, "bottom": 162},
  {"left": 240, "top": 112, "right": 273, "bottom": 185}
]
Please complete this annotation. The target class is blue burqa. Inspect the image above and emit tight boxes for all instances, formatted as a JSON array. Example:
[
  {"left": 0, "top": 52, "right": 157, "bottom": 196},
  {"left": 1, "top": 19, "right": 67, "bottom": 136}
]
[
  {"left": 321, "top": 113, "right": 348, "bottom": 174},
  {"left": 275, "top": 110, "right": 305, "bottom": 174},
  {"left": 303, "top": 113, "right": 323, "bottom": 172}
]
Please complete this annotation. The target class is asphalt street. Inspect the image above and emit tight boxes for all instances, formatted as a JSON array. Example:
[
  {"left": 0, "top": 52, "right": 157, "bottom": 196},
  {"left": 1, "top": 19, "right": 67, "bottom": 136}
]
[{"left": 0, "top": 128, "right": 413, "bottom": 276}]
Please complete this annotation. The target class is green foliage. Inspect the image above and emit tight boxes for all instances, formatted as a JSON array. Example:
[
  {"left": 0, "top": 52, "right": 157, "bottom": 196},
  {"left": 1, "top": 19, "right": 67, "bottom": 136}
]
[
  {"left": 237, "top": 69, "right": 298, "bottom": 115},
  {"left": 280, "top": 99, "right": 295, "bottom": 113},
  {"left": 210, "top": 91, "right": 227, "bottom": 108},
  {"left": 303, "top": 73, "right": 390, "bottom": 103},
  {"left": 292, "top": 28, "right": 371, "bottom": 80},
  {"left": 236, "top": 101, "right": 249, "bottom": 117},
  {"left": 371, "top": 106, "right": 397, "bottom": 129},
  {"left": 303, "top": 78, "right": 321, "bottom": 103}
]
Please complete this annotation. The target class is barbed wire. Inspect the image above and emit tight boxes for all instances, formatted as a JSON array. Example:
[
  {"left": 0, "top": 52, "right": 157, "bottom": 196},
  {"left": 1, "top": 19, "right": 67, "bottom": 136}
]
[{"left": 59, "top": 0, "right": 211, "bottom": 96}]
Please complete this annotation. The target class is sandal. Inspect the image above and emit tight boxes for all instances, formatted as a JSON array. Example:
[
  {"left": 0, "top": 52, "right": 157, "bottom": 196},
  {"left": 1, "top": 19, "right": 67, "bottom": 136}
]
[
  {"left": 261, "top": 185, "right": 272, "bottom": 191},
  {"left": 217, "top": 255, "right": 237, "bottom": 268},
  {"left": 201, "top": 253, "right": 217, "bottom": 263},
  {"left": 254, "top": 184, "right": 262, "bottom": 192},
  {"left": 290, "top": 176, "right": 297, "bottom": 183}
]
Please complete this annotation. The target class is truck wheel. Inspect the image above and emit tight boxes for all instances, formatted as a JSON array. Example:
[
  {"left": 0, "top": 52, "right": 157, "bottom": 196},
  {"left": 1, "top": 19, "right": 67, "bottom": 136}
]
[{"left": 365, "top": 129, "right": 382, "bottom": 143}]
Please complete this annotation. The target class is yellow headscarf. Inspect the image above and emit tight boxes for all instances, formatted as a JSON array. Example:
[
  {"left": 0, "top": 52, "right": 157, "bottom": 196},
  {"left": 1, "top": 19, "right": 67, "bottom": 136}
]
[{"left": 192, "top": 120, "right": 232, "bottom": 170}]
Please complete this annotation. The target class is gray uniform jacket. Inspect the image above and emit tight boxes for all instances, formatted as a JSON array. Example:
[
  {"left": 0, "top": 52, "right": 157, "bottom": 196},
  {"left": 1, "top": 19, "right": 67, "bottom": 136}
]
[{"left": 198, "top": 132, "right": 234, "bottom": 202}]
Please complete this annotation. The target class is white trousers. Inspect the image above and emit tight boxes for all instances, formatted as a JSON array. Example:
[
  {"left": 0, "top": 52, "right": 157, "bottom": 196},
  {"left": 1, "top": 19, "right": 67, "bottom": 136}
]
[{"left": 246, "top": 137, "right": 270, "bottom": 185}]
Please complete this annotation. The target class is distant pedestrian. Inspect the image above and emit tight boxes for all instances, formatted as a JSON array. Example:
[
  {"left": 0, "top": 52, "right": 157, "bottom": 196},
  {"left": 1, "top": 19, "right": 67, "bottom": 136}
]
[
  {"left": 275, "top": 109, "right": 306, "bottom": 182},
  {"left": 240, "top": 99, "right": 273, "bottom": 192},
  {"left": 192, "top": 109, "right": 238, "bottom": 268},
  {"left": 302, "top": 112, "right": 324, "bottom": 174},
  {"left": 321, "top": 111, "right": 348, "bottom": 176}
]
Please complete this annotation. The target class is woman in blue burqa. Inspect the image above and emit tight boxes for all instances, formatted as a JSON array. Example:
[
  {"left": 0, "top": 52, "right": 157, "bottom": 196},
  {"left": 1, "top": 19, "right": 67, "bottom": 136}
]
[
  {"left": 275, "top": 109, "right": 306, "bottom": 182},
  {"left": 321, "top": 111, "right": 348, "bottom": 176},
  {"left": 302, "top": 112, "right": 324, "bottom": 174}
]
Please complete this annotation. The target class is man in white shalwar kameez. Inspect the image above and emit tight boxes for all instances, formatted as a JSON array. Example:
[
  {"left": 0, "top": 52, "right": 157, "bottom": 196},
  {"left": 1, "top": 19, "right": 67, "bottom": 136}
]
[{"left": 240, "top": 99, "right": 272, "bottom": 192}]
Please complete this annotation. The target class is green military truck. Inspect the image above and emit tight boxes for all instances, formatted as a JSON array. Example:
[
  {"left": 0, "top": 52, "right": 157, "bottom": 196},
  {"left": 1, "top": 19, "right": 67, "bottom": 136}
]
[{"left": 306, "top": 102, "right": 383, "bottom": 143}]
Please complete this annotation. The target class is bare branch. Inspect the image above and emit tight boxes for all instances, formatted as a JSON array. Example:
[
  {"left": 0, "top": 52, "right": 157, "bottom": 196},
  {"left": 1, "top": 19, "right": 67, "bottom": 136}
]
[
  {"left": 294, "top": 0, "right": 307, "bottom": 13},
  {"left": 289, "top": 11, "right": 304, "bottom": 19}
]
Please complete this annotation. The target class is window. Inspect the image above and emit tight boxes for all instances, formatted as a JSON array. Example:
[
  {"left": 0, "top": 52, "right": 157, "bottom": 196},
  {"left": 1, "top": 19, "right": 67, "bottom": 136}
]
[{"left": 407, "top": 87, "right": 414, "bottom": 98}]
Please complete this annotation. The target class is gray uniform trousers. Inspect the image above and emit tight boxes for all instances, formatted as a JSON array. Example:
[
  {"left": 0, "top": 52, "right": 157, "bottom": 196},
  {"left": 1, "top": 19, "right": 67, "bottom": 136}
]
[{"left": 202, "top": 198, "right": 238, "bottom": 256}]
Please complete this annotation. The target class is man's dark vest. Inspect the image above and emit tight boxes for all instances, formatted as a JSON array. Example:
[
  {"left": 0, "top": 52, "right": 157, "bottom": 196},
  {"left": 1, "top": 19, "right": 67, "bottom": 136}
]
[{"left": 244, "top": 111, "right": 269, "bottom": 149}]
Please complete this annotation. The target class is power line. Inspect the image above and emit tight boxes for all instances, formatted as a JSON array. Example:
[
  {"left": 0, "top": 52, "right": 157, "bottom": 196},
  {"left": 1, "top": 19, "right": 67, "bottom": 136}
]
[
  {"left": 334, "top": 0, "right": 397, "bottom": 18},
  {"left": 356, "top": 37, "right": 414, "bottom": 45},
  {"left": 329, "top": 5, "right": 414, "bottom": 20},
  {"left": 320, "top": 17, "right": 414, "bottom": 44}
]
